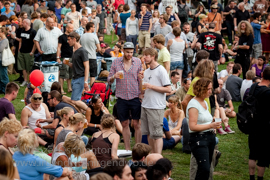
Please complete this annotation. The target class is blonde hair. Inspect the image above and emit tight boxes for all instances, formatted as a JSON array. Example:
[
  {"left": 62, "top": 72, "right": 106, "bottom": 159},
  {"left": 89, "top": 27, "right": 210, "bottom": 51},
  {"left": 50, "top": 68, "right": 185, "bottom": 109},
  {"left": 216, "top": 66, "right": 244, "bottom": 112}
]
[
  {"left": 143, "top": 48, "right": 158, "bottom": 61},
  {"left": 63, "top": 134, "right": 85, "bottom": 157},
  {"left": 56, "top": 107, "right": 74, "bottom": 119},
  {"left": 0, "top": 149, "right": 15, "bottom": 179},
  {"left": 0, "top": 27, "right": 9, "bottom": 36},
  {"left": 193, "top": 59, "right": 215, "bottom": 80},
  {"left": 101, "top": 114, "right": 115, "bottom": 129},
  {"left": 168, "top": 95, "right": 182, "bottom": 109},
  {"left": 17, "top": 129, "right": 38, "bottom": 155},
  {"left": 200, "top": 28, "right": 208, "bottom": 33},
  {"left": 30, "top": 93, "right": 43, "bottom": 102},
  {"left": 91, "top": 173, "right": 113, "bottom": 180},
  {"left": 0, "top": 118, "right": 22, "bottom": 137},
  {"left": 153, "top": 34, "right": 165, "bottom": 45},
  {"left": 69, "top": 113, "right": 85, "bottom": 126},
  {"left": 237, "top": 20, "right": 254, "bottom": 37}
]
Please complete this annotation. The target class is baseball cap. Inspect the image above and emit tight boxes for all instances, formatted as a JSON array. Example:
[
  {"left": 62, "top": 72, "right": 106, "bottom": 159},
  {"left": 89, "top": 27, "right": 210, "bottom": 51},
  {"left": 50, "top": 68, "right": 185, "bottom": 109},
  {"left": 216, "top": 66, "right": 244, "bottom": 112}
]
[
  {"left": 123, "top": 42, "right": 134, "bottom": 49},
  {"left": 101, "top": 43, "right": 106, "bottom": 48}
]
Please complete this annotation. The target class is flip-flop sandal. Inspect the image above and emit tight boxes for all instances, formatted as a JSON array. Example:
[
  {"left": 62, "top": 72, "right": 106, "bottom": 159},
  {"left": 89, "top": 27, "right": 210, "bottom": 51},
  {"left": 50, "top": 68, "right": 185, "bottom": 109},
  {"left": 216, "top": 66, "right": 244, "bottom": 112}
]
[
  {"left": 62, "top": 92, "right": 67, "bottom": 95},
  {"left": 68, "top": 90, "right": 72, "bottom": 93}
]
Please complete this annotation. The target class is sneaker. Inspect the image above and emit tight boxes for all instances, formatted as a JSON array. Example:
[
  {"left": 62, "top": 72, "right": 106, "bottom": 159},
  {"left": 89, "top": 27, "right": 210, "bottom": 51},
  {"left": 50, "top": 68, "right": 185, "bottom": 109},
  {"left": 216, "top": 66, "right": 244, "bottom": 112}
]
[
  {"left": 215, "top": 151, "right": 222, "bottom": 167},
  {"left": 228, "top": 43, "right": 232, "bottom": 46},
  {"left": 217, "top": 127, "right": 227, "bottom": 135},
  {"left": 224, "top": 126, "right": 235, "bottom": 134},
  {"left": 20, "top": 81, "right": 28, "bottom": 86}
]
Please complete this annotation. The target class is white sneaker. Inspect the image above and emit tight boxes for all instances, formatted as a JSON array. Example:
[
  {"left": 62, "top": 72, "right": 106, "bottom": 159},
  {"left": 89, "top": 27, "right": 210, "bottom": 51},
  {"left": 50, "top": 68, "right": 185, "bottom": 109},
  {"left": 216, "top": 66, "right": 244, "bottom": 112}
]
[{"left": 20, "top": 81, "right": 28, "bottom": 86}]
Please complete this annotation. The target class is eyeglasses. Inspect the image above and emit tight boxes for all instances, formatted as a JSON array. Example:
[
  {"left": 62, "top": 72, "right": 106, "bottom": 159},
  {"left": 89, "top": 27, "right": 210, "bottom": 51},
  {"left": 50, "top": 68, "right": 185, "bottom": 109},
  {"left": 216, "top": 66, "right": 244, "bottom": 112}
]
[
  {"left": 47, "top": 98, "right": 52, "bottom": 101},
  {"left": 33, "top": 97, "right": 42, "bottom": 100}
]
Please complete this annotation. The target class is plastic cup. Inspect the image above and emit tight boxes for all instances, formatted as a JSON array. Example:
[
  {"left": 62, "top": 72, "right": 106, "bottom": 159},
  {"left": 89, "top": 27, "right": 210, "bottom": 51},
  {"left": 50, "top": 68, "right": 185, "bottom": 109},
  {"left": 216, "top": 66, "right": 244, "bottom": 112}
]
[
  {"left": 215, "top": 118, "right": 222, "bottom": 129},
  {"left": 64, "top": 58, "right": 70, "bottom": 65},
  {"left": 119, "top": 70, "right": 124, "bottom": 79},
  {"left": 81, "top": 158, "right": 87, "bottom": 169},
  {"left": 83, "top": 119, "right": 88, "bottom": 129},
  {"left": 142, "top": 81, "right": 146, "bottom": 90}
]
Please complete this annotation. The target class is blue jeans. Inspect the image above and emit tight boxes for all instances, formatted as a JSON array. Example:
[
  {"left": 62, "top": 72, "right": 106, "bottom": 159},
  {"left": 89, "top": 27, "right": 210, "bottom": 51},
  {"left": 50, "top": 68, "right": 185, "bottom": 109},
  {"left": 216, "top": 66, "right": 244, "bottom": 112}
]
[
  {"left": 126, "top": 35, "right": 138, "bottom": 53},
  {"left": 71, "top": 76, "right": 85, "bottom": 101},
  {"left": 0, "top": 62, "right": 9, "bottom": 93}
]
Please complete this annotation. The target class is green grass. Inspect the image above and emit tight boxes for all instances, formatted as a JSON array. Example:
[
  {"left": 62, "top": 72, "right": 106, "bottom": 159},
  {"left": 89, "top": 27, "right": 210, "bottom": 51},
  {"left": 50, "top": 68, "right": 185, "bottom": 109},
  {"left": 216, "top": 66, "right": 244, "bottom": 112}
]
[{"left": 1, "top": 36, "right": 270, "bottom": 180}]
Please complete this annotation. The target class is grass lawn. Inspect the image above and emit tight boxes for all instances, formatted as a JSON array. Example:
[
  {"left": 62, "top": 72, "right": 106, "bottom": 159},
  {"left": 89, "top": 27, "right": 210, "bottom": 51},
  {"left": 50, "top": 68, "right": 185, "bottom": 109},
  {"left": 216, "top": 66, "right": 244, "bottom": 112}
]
[{"left": 1, "top": 35, "right": 270, "bottom": 180}]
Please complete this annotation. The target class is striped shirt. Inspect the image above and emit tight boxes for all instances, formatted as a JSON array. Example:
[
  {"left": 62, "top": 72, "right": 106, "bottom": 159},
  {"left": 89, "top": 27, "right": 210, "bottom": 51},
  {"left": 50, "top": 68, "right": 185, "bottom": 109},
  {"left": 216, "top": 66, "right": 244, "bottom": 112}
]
[
  {"left": 138, "top": 11, "right": 152, "bottom": 31},
  {"left": 34, "top": 26, "right": 63, "bottom": 55},
  {"left": 108, "top": 57, "right": 142, "bottom": 100}
]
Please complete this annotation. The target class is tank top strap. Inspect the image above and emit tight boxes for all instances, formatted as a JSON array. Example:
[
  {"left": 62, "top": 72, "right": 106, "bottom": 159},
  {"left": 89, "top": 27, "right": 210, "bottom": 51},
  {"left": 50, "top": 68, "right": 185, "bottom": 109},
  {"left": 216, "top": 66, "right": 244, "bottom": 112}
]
[
  {"left": 25, "top": 105, "right": 34, "bottom": 112},
  {"left": 40, "top": 103, "right": 45, "bottom": 111},
  {"left": 107, "top": 132, "right": 114, "bottom": 138}
]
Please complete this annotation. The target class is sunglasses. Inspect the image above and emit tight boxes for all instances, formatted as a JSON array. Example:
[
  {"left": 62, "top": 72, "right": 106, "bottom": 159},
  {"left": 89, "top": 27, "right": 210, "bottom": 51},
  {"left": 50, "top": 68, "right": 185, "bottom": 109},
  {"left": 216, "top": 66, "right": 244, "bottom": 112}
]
[{"left": 33, "top": 97, "right": 42, "bottom": 100}]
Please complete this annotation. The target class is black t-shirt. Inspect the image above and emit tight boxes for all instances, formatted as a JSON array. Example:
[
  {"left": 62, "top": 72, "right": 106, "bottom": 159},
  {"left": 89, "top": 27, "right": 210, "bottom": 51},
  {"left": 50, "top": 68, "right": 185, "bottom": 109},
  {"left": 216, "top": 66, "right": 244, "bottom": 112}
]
[
  {"left": 18, "top": 28, "right": 36, "bottom": 53},
  {"left": 224, "top": 6, "right": 238, "bottom": 23},
  {"left": 58, "top": 34, "right": 73, "bottom": 58},
  {"left": 54, "top": 101, "right": 78, "bottom": 120},
  {"left": 72, "top": 47, "right": 89, "bottom": 79},
  {"left": 196, "top": 22, "right": 204, "bottom": 36},
  {"left": 97, "top": 52, "right": 111, "bottom": 58},
  {"left": 234, "top": 9, "right": 250, "bottom": 24},
  {"left": 237, "top": 34, "right": 254, "bottom": 54},
  {"left": 198, "top": 31, "right": 223, "bottom": 61}
]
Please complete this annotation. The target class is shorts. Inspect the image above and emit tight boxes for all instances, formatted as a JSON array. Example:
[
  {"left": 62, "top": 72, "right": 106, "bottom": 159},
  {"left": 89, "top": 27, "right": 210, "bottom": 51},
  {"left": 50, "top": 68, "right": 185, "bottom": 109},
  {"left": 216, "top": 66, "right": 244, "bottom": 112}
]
[
  {"left": 71, "top": 76, "right": 85, "bottom": 101},
  {"left": 141, "top": 107, "right": 164, "bottom": 139},
  {"left": 59, "top": 58, "right": 73, "bottom": 79},
  {"left": 163, "top": 137, "right": 176, "bottom": 150},
  {"left": 117, "top": 98, "right": 141, "bottom": 121},
  {"left": 89, "top": 59, "right": 97, "bottom": 77},
  {"left": 17, "top": 52, "right": 34, "bottom": 72},
  {"left": 252, "top": 43, "right": 262, "bottom": 59},
  {"left": 139, "top": 30, "right": 151, "bottom": 48},
  {"left": 170, "top": 61, "right": 184, "bottom": 71},
  {"left": 248, "top": 134, "right": 270, "bottom": 167}
]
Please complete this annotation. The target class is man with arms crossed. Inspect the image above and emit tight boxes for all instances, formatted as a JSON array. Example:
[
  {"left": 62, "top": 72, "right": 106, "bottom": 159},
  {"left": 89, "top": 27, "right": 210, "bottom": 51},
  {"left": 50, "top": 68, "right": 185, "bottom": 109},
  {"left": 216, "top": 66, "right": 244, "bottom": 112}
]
[
  {"left": 139, "top": 48, "right": 171, "bottom": 154},
  {"left": 108, "top": 42, "right": 142, "bottom": 150}
]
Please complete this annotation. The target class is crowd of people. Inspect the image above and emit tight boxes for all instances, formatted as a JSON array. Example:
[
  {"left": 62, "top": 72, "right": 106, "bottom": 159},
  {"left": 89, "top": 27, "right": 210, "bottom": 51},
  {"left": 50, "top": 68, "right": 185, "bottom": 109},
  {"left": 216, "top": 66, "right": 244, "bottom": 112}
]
[{"left": 1, "top": 0, "right": 270, "bottom": 179}]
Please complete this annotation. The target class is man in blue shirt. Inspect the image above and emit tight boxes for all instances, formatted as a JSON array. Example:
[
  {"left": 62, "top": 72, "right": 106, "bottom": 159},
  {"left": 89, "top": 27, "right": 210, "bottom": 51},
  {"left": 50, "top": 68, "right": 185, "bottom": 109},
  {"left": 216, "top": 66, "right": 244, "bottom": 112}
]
[
  {"left": 1, "top": 2, "right": 15, "bottom": 18},
  {"left": 251, "top": 13, "right": 267, "bottom": 64}
]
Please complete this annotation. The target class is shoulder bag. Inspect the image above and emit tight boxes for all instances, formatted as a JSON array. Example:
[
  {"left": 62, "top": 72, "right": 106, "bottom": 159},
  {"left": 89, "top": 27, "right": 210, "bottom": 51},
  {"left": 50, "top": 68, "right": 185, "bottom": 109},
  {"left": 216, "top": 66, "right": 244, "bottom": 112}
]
[{"left": 2, "top": 42, "right": 15, "bottom": 67}]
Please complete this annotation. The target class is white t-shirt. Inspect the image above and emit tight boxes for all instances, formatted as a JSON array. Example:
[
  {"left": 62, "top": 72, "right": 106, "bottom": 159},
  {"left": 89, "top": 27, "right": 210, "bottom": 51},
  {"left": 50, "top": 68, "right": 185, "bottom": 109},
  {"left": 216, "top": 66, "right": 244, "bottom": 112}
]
[
  {"left": 80, "top": 7, "right": 92, "bottom": 15},
  {"left": 218, "top": 69, "right": 229, "bottom": 89},
  {"left": 142, "top": 65, "right": 171, "bottom": 109},
  {"left": 186, "top": 98, "right": 213, "bottom": 133},
  {"left": 240, "top": 79, "right": 253, "bottom": 101}
]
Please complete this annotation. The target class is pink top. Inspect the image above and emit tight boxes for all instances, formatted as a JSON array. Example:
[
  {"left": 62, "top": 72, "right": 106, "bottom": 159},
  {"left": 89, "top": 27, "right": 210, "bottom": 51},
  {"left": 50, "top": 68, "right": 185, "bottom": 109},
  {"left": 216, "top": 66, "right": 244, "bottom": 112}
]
[{"left": 113, "top": 0, "right": 125, "bottom": 10}]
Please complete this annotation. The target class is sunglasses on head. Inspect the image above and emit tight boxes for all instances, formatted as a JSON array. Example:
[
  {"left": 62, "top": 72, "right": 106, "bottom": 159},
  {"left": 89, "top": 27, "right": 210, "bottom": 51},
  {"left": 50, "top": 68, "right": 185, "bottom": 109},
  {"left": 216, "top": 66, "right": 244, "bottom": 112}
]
[{"left": 33, "top": 97, "right": 42, "bottom": 100}]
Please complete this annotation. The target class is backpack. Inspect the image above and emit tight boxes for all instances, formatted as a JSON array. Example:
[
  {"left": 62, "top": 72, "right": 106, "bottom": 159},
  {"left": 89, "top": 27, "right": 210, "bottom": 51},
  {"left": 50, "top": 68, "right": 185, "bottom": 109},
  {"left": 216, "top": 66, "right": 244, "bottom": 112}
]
[
  {"left": 236, "top": 83, "right": 269, "bottom": 134},
  {"left": 178, "top": 4, "right": 188, "bottom": 22}
]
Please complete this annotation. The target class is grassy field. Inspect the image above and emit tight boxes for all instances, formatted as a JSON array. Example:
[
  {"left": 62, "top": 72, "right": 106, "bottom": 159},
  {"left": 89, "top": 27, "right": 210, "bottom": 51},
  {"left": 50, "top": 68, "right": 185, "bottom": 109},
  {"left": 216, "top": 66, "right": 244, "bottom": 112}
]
[{"left": 1, "top": 35, "right": 270, "bottom": 180}]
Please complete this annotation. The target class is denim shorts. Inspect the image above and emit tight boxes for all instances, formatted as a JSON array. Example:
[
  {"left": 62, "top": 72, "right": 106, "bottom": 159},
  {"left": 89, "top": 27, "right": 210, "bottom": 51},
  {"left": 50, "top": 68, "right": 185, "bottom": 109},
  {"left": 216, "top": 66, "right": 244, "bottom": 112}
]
[
  {"left": 170, "top": 61, "right": 184, "bottom": 71},
  {"left": 71, "top": 76, "right": 85, "bottom": 101}
]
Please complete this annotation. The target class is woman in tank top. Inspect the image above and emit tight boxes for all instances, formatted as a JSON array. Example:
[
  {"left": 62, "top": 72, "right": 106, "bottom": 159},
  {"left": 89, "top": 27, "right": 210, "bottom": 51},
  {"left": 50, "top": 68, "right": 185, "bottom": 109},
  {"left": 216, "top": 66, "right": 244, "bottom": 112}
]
[
  {"left": 53, "top": 107, "right": 74, "bottom": 149},
  {"left": 167, "top": 27, "right": 186, "bottom": 83},
  {"left": 164, "top": 96, "right": 185, "bottom": 136},
  {"left": 55, "top": 113, "right": 88, "bottom": 147},
  {"left": 91, "top": 114, "right": 120, "bottom": 168},
  {"left": 0, "top": 118, "right": 23, "bottom": 156}
]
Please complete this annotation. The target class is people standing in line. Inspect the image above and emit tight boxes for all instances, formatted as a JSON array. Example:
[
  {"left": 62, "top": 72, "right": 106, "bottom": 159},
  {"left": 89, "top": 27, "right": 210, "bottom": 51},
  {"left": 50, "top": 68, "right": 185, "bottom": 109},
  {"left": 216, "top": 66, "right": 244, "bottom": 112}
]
[
  {"left": 66, "top": 32, "right": 89, "bottom": 101},
  {"left": 108, "top": 42, "right": 142, "bottom": 150},
  {"left": 139, "top": 47, "right": 171, "bottom": 154},
  {"left": 80, "top": 22, "right": 101, "bottom": 86},
  {"left": 34, "top": 17, "right": 63, "bottom": 62},
  {"left": 57, "top": 23, "right": 74, "bottom": 94}
]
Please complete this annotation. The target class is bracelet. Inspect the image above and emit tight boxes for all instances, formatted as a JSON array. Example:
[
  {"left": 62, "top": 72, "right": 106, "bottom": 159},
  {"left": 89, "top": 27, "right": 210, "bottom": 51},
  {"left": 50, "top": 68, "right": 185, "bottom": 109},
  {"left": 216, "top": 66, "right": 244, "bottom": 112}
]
[
  {"left": 95, "top": 124, "right": 96, "bottom": 128},
  {"left": 84, "top": 81, "right": 88, "bottom": 84}
]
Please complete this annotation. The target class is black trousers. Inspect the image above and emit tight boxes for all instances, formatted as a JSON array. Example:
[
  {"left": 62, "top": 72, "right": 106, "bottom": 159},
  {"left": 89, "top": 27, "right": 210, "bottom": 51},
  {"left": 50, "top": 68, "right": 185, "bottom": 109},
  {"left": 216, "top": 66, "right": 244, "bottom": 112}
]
[
  {"left": 234, "top": 53, "right": 250, "bottom": 79},
  {"left": 41, "top": 53, "right": 57, "bottom": 62},
  {"left": 226, "top": 21, "right": 234, "bottom": 44},
  {"left": 189, "top": 131, "right": 216, "bottom": 180}
]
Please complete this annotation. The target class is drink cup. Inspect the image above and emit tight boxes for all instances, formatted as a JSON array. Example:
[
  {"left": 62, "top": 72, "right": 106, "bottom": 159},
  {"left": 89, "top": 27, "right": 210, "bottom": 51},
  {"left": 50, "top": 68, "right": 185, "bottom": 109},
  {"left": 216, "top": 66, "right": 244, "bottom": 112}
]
[
  {"left": 83, "top": 119, "right": 88, "bottom": 128},
  {"left": 142, "top": 81, "right": 146, "bottom": 90},
  {"left": 215, "top": 118, "right": 222, "bottom": 129},
  {"left": 119, "top": 70, "right": 124, "bottom": 79},
  {"left": 81, "top": 158, "right": 87, "bottom": 169},
  {"left": 64, "top": 58, "right": 70, "bottom": 65}
]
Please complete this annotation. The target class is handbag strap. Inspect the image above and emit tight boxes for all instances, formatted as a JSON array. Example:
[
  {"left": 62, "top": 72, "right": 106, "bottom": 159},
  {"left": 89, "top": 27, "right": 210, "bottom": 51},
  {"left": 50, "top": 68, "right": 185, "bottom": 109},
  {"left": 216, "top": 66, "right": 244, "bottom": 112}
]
[{"left": 211, "top": 13, "right": 218, "bottom": 23}]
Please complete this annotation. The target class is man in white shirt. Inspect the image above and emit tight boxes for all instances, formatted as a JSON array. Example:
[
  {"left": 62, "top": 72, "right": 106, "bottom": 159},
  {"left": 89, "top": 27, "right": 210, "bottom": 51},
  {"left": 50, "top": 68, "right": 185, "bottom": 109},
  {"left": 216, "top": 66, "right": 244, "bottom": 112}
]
[
  {"left": 218, "top": 61, "right": 235, "bottom": 89},
  {"left": 34, "top": 17, "right": 63, "bottom": 61},
  {"left": 80, "top": 1, "right": 91, "bottom": 15},
  {"left": 139, "top": 47, "right": 171, "bottom": 154}
]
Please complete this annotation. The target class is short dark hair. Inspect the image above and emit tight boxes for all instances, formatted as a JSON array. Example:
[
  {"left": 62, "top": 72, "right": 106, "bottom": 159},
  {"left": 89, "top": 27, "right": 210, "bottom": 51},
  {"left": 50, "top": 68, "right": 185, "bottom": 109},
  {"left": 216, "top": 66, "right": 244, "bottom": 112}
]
[
  {"left": 165, "top": 6, "right": 171, "bottom": 10},
  {"left": 252, "top": 76, "right": 261, "bottom": 83},
  {"left": 196, "top": 50, "right": 210, "bottom": 62},
  {"left": 232, "top": 63, "right": 242, "bottom": 74},
  {"left": 171, "top": 71, "right": 180, "bottom": 77},
  {"left": 104, "top": 159, "right": 128, "bottom": 178},
  {"left": 4, "top": 2, "right": 10, "bottom": 6},
  {"left": 130, "top": 162, "right": 148, "bottom": 178},
  {"left": 40, "top": 13, "right": 49, "bottom": 19},
  {"left": 49, "top": 90, "right": 63, "bottom": 101},
  {"left": 253, "top": 12, "right": 261, "bottom": 20},
  {"left": 258, "top": 55, "right": 266, "bottom": 62},
  {"left": 66, "top": 0, "right": 72, "bottom": 4},
  {"left": 132, "top": 143, "right": 152, "bottom": 161},
  {"left": 146, "top": 163, "right": 168, "bottom": 180},
  {"left": 209, "top": 22, "right": 215, "bottom": 29},
  {"left": 183, "top": 78, "right": 191, "bottom": 84},
  {"left": 262, "top": 66, "right": 270, "bottom": 80},
  {"left": 172, "top": 27, "right": 181, "bottom": 37},
  {"left": 0, "top": 15, "right": 8, "bottom": 22},
  {"left": 155, "top": 158, "right": 173, "bottom": 175},
  {"left": 123, "top": 4, "right": 130, "bottom": 11},
  {"left": 86, "top": 22, "right": 94, "bottom": 31},
  {"left": 5, "top": 82, "right": 19, "bottom": 95},
  {"left": 68, "top": 32, "right": 80, "bottom": 42},
  {"left": 183, "top": 22, "right": 190, "bottom": 27}
]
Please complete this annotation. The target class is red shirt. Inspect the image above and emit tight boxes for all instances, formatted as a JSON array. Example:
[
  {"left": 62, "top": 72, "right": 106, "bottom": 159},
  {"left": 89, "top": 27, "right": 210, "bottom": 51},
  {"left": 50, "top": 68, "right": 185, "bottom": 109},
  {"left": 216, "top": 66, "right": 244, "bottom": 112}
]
[{"left": 113, "top": 0, "right": 125, "bottom": 10}]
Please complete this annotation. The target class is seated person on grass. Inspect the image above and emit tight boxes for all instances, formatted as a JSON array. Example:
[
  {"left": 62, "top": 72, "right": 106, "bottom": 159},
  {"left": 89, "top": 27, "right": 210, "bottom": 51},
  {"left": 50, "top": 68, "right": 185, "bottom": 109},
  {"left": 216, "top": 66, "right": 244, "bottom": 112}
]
[
  {"left": 104, "top": 159, "right": 133, "bottom": 180},
  {"left": 129, "top": 143, "right": 152, "bottom": 166},
  {"left": 130, "top": 161, "right": 148, "bottom": 180},
  {"left": 166, "top": 71, "right": 181, "bottom": 101},
  {"left": 175, "top": 78, "right": 191, "bottom": 102}
]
